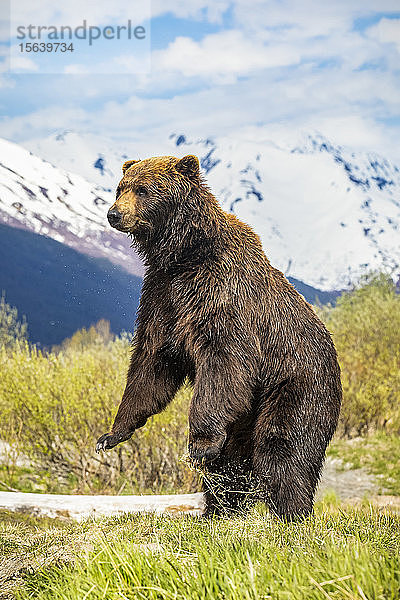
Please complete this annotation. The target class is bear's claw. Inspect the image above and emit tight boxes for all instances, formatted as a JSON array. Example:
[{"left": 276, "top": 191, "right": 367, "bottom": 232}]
[
  {"left": 189, "top": 444, "right": 221, "bottom": 464},
  {"left": 188, "top": 434, "right": 226, "bottom": 465},
  {"left": 96, "top": 431, "right": 131, "bottom": 453}
]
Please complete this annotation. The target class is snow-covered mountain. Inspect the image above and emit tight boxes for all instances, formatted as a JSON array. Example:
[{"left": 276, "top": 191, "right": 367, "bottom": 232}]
[
  {"left": 7, "top": 131, "right": 400, "bottom": 291},
  {"left": 0, "top": 138, "right": 143, "bottom": 277},
  {"left": 173, "top": 133, "right": 400, "bottom": 290},
  {"left": 29, "top": 131, "right": 131, "bottom": 191}
]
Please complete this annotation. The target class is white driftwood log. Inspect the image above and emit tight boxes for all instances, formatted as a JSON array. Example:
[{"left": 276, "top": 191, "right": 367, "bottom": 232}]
[{"left": 0, "top": 491, "right": 205, "bottom": 520}]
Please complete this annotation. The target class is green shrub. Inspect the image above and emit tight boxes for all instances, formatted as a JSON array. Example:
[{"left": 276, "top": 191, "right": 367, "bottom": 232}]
[
  {"left": 52, "top": 318, "right": 116, "bottom": 353},
  {"left": 0, "top": 338, "right": 198, "bottom": 495},
  {"left": 0, "top": 293, "right": 27, "bottom": 349},
  {"left": 318, "top": 273, "right": 400, "bottom": 436}
]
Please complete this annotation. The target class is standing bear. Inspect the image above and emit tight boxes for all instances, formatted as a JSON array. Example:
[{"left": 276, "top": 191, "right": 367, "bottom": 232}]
[{"left": 96, "top": 154, "right": 342, "bottom": 520}]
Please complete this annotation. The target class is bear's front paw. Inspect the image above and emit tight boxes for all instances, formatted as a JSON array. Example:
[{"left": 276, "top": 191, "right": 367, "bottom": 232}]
[
  {"left": 188, "top": 434, "right": 226, "bottom": 465},
  {"left": 95, "top": 431, "right": 132, "bottom": 453}
]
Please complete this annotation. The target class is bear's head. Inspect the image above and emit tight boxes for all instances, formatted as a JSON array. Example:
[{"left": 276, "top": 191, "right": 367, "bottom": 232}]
[{"left": 107, "top": 154, "right": 200, "bottom": 235}]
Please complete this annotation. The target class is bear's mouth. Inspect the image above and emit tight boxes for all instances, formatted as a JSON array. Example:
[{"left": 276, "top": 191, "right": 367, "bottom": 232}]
[
  {"left": 111, "top": 217, "right": 151, "bottom": 234},
  {"left": 110, "top": 221, "right": 132, "bottom": 233}
]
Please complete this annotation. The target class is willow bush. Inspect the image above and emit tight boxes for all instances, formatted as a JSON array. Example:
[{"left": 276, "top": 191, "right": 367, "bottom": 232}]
[
  {"left": 0, "top": 337, "right": 197, "bottom": 494},
  {"left": 318, "top": 273, "right": 400, "bottom": 436}
]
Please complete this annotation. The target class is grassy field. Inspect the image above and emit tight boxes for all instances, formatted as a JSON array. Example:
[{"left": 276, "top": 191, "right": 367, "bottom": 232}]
[{"left": 1, "top": 501, "right": 399, "bottom": 600}]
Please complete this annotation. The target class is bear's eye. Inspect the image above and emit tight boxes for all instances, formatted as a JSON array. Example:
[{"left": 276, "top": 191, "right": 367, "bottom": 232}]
[{"left": 136, "top": 185, "right": 148, "bottom": 198}]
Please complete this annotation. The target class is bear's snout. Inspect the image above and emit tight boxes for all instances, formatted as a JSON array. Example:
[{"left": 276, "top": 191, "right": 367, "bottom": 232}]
[{"left": 107, "top": 207, "right": 123, "bottom": 228}]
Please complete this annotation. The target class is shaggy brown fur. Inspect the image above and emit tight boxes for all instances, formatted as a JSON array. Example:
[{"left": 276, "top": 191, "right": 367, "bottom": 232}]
[{"left": 96, "top": 154, "right": 342, "bottom": 520}]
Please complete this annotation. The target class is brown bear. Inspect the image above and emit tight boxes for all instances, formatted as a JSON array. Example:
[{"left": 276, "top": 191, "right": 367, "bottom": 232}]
[{"left": 96, "top": 154, "right": 342, "bottom": 520}]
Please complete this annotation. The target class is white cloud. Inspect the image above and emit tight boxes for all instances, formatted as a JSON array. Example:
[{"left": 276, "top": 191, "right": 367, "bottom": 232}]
[
  {"left": 64, "top": 64, "right": 89, "bottom": 74},
  {"left": 1, "top": 106, "right": 89, "bottom": 140},
  {"left": 367, "top": 18, "right": 400, "bottom": 52},
  {"left": 2, "top": 0, "right": 400, "bottom": 166},
  {"left": 63, "top": 53, "right": 151, "bottom": 76},
  {"left": 231, "top": 0, "right": 400, "bottom": 35},
  {"left": 9, "top": 0, "right": 151, "bottom": 30},
  {"left": 232, "top": 0, "right": 352, "bottom": 37},
  {"left": 3, "top": 66, "right": 400, "bottom": 163},
  {"left": 152, "top": 0, "right": 230, "bottom": 23},
  {"left": 8, "top": 51, "right": 40, "bottom": 73},
  {"left": 154, "top": 30, "right": 300, "bottom": 80}
]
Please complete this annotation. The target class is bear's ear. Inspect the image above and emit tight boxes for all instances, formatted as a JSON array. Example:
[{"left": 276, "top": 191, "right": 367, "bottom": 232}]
[
  {"left": 175, "top": 155, "right": 200, "bottom": 182},
  {"left": 122, "top": 159, "right": 140, "bottom": 174}
]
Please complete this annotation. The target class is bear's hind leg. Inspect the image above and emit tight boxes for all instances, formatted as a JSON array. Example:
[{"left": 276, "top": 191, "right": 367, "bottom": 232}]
[{"left": 252, "top": 436, "right": 324, "bottom": 520}]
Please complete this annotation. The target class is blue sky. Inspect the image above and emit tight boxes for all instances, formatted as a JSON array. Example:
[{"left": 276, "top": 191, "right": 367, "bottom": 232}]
[{"left": 1, "top": 0, "right": 400, "bottom": 160}]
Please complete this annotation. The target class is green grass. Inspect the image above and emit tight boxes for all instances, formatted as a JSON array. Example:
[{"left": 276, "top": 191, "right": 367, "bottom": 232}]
[
  {"left": 328, "top": 433, "right": 400, "bottom": 495},
  {"left": 0, "top": 501, "right": 397, "bottom": 600}
]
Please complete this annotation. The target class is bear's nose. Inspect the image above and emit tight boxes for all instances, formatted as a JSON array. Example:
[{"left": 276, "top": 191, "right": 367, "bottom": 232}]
[{"left": 107, "top": 207, "right": 122, "bottom": 226}]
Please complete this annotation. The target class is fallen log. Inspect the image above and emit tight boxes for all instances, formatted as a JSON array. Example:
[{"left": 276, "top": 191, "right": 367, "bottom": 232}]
[{"left": 0, "top": 491, "right": 205, "bottom": 520}]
